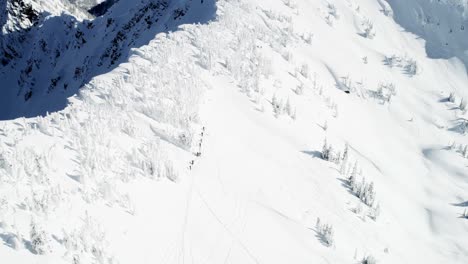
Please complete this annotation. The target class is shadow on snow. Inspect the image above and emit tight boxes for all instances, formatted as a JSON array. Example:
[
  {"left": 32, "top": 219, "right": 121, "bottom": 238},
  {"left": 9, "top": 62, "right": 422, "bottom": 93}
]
[{"left": 0, "top": 0, "right": 216, "bottom": 120}]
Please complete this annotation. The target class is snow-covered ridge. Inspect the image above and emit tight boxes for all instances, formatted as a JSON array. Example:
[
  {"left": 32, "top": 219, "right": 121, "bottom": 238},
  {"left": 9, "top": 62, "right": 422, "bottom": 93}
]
[
  {"left": 0, "top": 0, "right": 216, "bottom": 119},
  {"left": 0, "top": 7, "right": 206, "bottom": 264},
  {"left": 388, "top": 0, "right": 468, "bottom": 70},
  {"left": 0, "top": 0, "right": 467, "bottom": 263},
  {"left": 1, "top": 0, "right": 91, "bottom": 33}
]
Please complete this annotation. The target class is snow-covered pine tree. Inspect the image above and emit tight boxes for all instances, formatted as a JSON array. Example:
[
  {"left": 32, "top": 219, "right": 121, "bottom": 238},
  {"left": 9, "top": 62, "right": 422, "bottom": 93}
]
[
  {"left": 342, "top": 143, "right": 348, "bottom": 162},
  {"left": 295, "top": 83, "right": 304, "bottom": 95},
  {"left": 30, "top": 219, "right": 48, "bottom": 254},
  {"left": 272, "top": 94, "right": 283, "bottom": 117},
  {"left": 285, "top": 98, "right": 292, "bottom": 117},
  {"left": 361, "top": 255, "right": 377, "bottom": 264},
  {"left": 448, "top": 92, "right": 456, "bottom": 103},
  {"left": 369, "top": 203, "right": 381, "bottom": 221},
  {"left": 362, "top": 19, "right": 375, "bottom": 39},
  {"left": 321, "top": 139, "right": 330, "bottom": 161},
  {"left": 349, "top": 161, "right": 358, "bottom": 186},
  {"left": 460, "top": 98, "right": 467, "bottom": 111},
  {"left": 340, "top": 160, "right": 347, "bottom": 175},
  {"left": 315, "top": 217, "right": 334, "bottom": 247},
  {"left": 72, "top": 254, "right": 81, "bottom": 264},
  {"left": 405, "top": 58, "right": 419, "bottom": 76},
  {"left": 364, "top": 182, "right": 375, "bottom": 206},
  {"left": 300, "top": 63, "right": 309, "bottom": 78},
  {"left": 333, "top": 150, "right": 341, "bottom": 165},
  {"left": 340, "top": 143, "right": 349, "bottom": 174}
]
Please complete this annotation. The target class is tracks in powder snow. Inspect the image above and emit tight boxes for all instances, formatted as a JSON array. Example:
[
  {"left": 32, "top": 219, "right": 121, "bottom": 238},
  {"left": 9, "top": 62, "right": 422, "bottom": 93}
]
[
  {"left": 177, "top": 84, "right": 262, "bottom": 264},
  {"left": 176, "top": 73, "right": 350, "bottom": 263}
]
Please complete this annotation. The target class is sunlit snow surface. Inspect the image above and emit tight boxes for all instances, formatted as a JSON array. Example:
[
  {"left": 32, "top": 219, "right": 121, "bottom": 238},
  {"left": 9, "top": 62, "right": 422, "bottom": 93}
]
[{"left": 0, "top": 0, "right": 467, "bottom": 263}]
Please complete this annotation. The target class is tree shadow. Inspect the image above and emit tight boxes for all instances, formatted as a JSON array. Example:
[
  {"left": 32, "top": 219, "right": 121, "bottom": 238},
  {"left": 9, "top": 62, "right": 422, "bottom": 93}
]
[
  {"left": 0, "top": 0, "right": 217, "bottom": 120},
  {"left": 0, "top": 232, "right": 18, "bottom": 249},
  {"left": 448, "top": 118, "right": 467, "bottom": 134},
  {"left": 337, "top": 177, "right": 352, "bottom": 194},
  {"left": 308, "top": 226, "right": 331, "bottom": 247},
  {"left": 301, "top": 150, "right": 322, "bottom": 159},
  {"left": 0, "top": 231, "right": 34, "bottom": 253},
  {"left": 452, "top": 201, "right": 468, "bottom": 207}
]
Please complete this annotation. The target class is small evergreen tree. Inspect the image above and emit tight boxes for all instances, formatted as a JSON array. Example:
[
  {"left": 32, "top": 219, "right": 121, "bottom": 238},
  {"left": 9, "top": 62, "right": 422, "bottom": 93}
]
[
  {"left": 362, "top": 19, "right": 375, "bottom": 39},
  {"left": 332, "top": 151, "right": 340, "bottom": 165},
  {"left": 321, "top": 139, "right": 330, "bottom": 161},
  {"left": 30, "top": 219, "right": 48, "bottom": 254},
  {"left": 349, "top": 162, "right": 358, "bottom": 186},
  {"left": 349, "top": 174, "right": 377, "bottom": 207},
  {"left": 369, "top": 203, "right": 381, "bottom": 221},
  {"left": 295, "top": 83, "right": 304, "bottom": 95},
  {"left": 72, "top": 254, "right": 81, "bottom": 264},
  {"left": 448, "top": 92, "right": 456, "bottom": 103},
  {"left": 300, "top": 63, "right": 309, "bottom": 78},
  {"left": 460, "top": 98, "right": 467, "bottom": 111},
  {"left": 271, "top": 94, "right": 284, "bottom": 117},
  {"left": 361, "top": 255, "right": 377, "bottom": 264},
  {"left": 405, "top": 59, "right": 419, "bottom": 76},
  {"left": 340, "top": 143, "right": 349, "bottom": 170},
  {"left": 315, "top": 217, "right": 334, "bottom": 247},
  {"left": 285, "top": 98, "right": 292, "bottom": 117},
  {"left": 340, "top": 160, "right": 347, "bottom": 175}
]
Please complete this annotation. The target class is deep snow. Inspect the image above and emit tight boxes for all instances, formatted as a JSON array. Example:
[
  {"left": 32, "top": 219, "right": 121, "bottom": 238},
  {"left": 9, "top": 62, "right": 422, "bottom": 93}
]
[{"left": 0, "top": 0, "right": 468, "bottom": 263}]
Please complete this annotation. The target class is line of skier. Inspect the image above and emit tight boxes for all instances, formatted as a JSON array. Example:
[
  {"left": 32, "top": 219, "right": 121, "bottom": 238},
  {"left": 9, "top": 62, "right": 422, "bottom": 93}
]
[{"left": 189, "top": 126, "right": 205, "bottom": 170}]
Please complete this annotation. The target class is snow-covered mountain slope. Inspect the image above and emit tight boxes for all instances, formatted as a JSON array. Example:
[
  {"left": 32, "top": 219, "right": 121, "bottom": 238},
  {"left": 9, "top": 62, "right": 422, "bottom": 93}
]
[
  {"left": 1, "top": 0, "right": 468, "bottom": 264},
  {"left": 0, "top": 0, "right": 215, "bottom": 119},
  {"left": 388, "top": 0, "right": 468, "bottom": 71}
]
